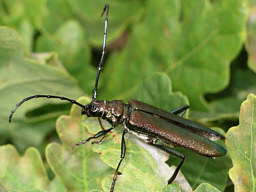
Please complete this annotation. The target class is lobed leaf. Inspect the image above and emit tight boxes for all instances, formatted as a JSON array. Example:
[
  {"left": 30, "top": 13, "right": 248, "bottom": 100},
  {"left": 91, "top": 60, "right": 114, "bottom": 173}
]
[
  {"left": 0, "top": 0, "right": 45, "bottom": 53},
  {"left": 132, "top": 73, "right": 189, "bottom": 115},
  {"left": 0, "top": 27, "right": 84, "bottom": 149},
  {"left": 36, "top": 20, "right": 93, "bottom": 93},
  {"left": 0, "top": 145, "right": 49, "bottom": 191},
  {"left": 191, "top": 58, "right": 256, "bottom": 121},
  {"left": 246, "top": 0, "right": 256, "bottom": 73},
  {"left": 226, "top": 93, "right": 256, "bottom": 192},
  {"left": 39, "top": 0, "right": 143, "bottom": 46}
]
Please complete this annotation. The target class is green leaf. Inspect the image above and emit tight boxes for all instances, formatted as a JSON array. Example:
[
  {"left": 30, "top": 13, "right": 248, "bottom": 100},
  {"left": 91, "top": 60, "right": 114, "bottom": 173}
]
[
  {"left": 36, "top": 20, "right": 94, "bottom": 93},
  {"left": 0, "top": 27, "right": 84, "bottom": 148},
  {"left": 132, "top": 73, "right": 189, "bottom": 115},
  {"left": 226, "top": 93, "right": 256, "bottom": 192},
  {"left": 102, "top": 0, "right": 247, "bottom": 110},
  {"left": 0, "top": 145, "right": 49, "bottom": 191},
  {"left": 162, "top": 183, "right": 180, "bottom": 192},
  {"left": 191, "top": 56, "right": 256, "bottom": 121},
  {"left": 46, "top": 97, "right": 111, "bottom": 192},
  {"left": 22, "top": 0, "right": 45, "bottom": 28},
  {"left": 0, "top": 0, "right": 45, "bottom": 52},
  {"left": 194, "top": 183, "right": 221, "bottom": 192},
  {"left": 40, "top": 0, "right": 143, "bottom": 46},
  {"left": 48, "top": 176, "right": 67, "bottom": 192},
  {"left": 246, "top": 0, "right": 256, "bottom": 73}
]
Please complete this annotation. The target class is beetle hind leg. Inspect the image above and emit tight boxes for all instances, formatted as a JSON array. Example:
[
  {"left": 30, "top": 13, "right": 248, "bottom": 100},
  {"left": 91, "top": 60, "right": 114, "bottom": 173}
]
[
  {"left": 150, "top": 143, "right": 185, "bottom": 184},
  {"left": 170, "top": 105, "right": 189, "bottom": 117},
  {"left": 110, "top": 129, "right": 128, "bottom": 192}
]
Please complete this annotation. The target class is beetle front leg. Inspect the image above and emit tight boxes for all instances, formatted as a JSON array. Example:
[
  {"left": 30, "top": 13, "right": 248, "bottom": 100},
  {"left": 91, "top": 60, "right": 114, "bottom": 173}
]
[
  {"left": 110, "top": 129, "right": 128, "bottom": 192},
  {"left": 72, "top": 125, "right": 115, "bottom": 148},
  {"left": 170, "top": 105, "right": 189, "bottom": 117},
  {"left": 150, "top": 143, "right": 185, "bottom": 184},
  {"left": 92, "top": 118, "right": 107, "bottom": 144}
]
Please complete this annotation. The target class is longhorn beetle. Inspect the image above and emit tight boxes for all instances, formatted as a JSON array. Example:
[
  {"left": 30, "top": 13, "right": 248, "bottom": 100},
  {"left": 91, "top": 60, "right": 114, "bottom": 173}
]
[{"left": 9, "top": 4, "right": 226, "bottom": 192}]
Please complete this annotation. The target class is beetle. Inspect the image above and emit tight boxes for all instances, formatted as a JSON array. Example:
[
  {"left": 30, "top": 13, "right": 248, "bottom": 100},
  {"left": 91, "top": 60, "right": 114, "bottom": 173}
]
[{"left": 9, "top": 4, "right": 226, "bottom": 192}]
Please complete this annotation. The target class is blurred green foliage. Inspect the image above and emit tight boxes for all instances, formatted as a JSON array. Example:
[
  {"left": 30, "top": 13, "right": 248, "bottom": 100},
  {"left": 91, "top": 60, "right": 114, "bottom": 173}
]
[{"left": 0, "top": 0, "right": 255, "bottom": 191}]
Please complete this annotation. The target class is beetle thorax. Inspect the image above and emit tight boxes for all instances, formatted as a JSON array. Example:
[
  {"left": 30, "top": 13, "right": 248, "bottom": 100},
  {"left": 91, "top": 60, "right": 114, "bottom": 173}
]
[{"left": 84, "top": 100, "right": 125, "bottom": 124}]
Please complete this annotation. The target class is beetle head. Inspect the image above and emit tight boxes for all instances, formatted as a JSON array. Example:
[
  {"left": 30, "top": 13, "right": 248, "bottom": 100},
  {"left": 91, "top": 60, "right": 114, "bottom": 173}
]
[{"left": 81, "top": 100, "right": 104, "bottom": 117}]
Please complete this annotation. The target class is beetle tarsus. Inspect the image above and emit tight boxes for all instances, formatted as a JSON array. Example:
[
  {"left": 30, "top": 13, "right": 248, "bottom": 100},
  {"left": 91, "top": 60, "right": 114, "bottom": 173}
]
[
  {"left": 72, "top": 126, "right": 115, "bottom": 149},
  {"left": 91, "top": 135, "right": 106, "bottom": 145}
]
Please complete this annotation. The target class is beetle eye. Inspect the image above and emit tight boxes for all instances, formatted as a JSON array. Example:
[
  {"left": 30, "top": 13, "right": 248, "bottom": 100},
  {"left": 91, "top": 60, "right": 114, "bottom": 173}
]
[{"left": 91, "top": 105, "right": 97, "bottom": 112}]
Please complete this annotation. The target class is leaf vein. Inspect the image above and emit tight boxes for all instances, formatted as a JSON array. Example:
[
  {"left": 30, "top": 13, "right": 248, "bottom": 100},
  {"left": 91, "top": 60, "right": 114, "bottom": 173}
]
[{"left": 167, "top": 29, "right": 218, "bottom": 73}]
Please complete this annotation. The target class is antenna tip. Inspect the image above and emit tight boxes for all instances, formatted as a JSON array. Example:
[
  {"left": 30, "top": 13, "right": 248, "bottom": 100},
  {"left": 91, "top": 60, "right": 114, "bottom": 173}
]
[
  {"left": 101, "top": 4, "right": 109, "bottom": 17},
  {"left": 8, "top": 115, "right": 12, "bottom": 123}
]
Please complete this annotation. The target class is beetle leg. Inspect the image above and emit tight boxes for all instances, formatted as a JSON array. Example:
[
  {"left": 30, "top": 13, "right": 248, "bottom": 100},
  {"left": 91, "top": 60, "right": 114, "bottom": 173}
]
[
  {"left": 150, "top": 143, "right": 185, "bottom": 184},
  {"left": 98, "top": 117, "right": 105, "bottom": 130},
  {"left": 92, "top": 118, "right": 107, "bottom": 144},
  {"left": 110, "top": 129, "right": 128, "bottom": 192},
  {"left": 72, "top": 125, "right": 115, "bottom": 148},
  {"left": 170, "top": 105, "right": 189, "bottom": 117}
]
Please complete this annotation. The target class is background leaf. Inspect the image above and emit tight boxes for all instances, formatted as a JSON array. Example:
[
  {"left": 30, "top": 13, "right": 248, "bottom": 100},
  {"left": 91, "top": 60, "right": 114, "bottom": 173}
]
[
  {"left": 0, "top": 27, "right": 84, "bottom": 150},
  {"left": 0, "top": 145, "right": 49, "bottom": 191},
  {"left": 192, "top": 51, "right": 256, "bottom": 121},
  {"left": 246, "top": 0, "right": 256, "bottom": 72},
  {"left": 226, "top": 93, "right": 256, "bottom": 192},
  {"left": 194, "top": 183, "right": 221, "bottom": 192},
  {"left": 36, "top": 20, "right": 93, "bottom": 92},
  {"left": 0, "top": 0, "right": 45, "bottom": 53},
  {"left": 132, "top": 73, "right": 189, "bottom": 115},
  {"left": 39, "top": 0, "right": 143, "bottom": 46}
]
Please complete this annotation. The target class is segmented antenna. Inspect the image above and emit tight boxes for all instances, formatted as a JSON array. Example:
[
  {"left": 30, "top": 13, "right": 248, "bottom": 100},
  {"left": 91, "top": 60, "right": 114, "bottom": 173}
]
[
  {"left": 92, "top": 4, "right": 109, "bottom": 101},
  {"left": 9, "top": 95, "right": 84, "bottom": 123}
]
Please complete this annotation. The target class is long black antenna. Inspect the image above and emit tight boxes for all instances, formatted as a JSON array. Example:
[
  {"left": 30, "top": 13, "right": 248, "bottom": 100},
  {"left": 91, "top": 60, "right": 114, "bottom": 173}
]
[
  {"left": 92, "top": 4, "right": 109, "bottom": 101},
  {"left": 9, "top": 95, "right": 84, "bottom": 123}
]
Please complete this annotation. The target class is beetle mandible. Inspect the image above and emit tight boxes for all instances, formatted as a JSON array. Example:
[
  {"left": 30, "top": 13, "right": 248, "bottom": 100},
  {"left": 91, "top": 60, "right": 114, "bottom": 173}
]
[{"left": 9, "top": 4, "right": 226, "bottom": 192}]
